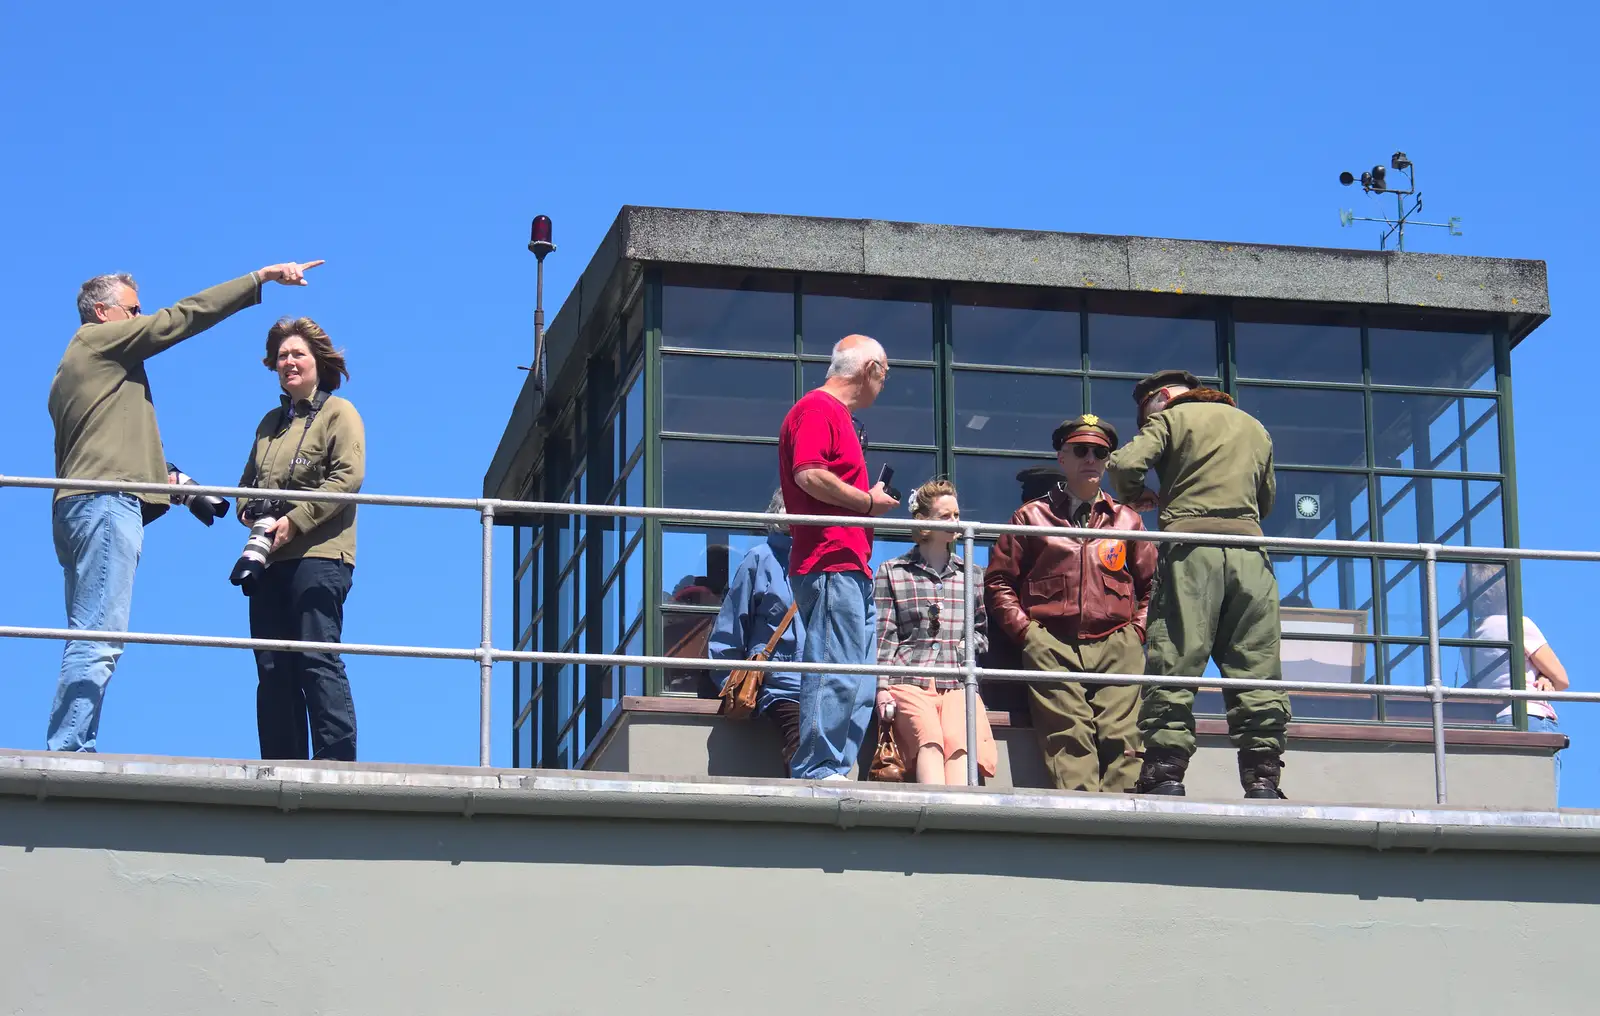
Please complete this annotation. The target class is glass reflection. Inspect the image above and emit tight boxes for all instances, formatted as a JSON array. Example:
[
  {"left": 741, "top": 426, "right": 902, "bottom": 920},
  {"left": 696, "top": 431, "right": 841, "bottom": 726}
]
[
  {"left": 1372, "top": 393, "right": 1499, "bottom": 473},
  {"left": 662, "top": 283, "right": 793, "bottom": 355},
  {"left": 803, "top": 292, "right": 933, "bottom": 361},
  {"left": 1089, "top": 313, "right": 1217, "bottom": 376},
  {"left": 662, "top": 440, "right": 780, "bottom": 511},
  {"left": 952, "top": 302, "right": 1080, "bottom": 370},
  {"left": 953, "top": 370, "right": 1082, "bottom": 452},
  {"left": 662, "top": 354, "right": 796, "bottom": 437},
  {"left": 1235, "top": 321, "right": 1361, "bottom": 383},
  {"left": 1264, "top": 471, "right": 1370, "bottom": 542},
  {"left": 953, "top": 453, "right": 1059, "bottom": 529},
  {"left": 1237, "top": 386, "right": 1366, "bottom": 468},
  {"left": 1379, "top": 476, "right": 1502, "bottom": 547},
  {"left": 1369, "top": 327, "right": 1494, "bottom": 390}
]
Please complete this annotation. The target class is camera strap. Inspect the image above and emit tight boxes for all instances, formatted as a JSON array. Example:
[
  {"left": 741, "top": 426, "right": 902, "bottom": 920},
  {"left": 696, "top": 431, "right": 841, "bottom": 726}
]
[{"left": 257, "top": 391, "right": 331, "bottom": 489}]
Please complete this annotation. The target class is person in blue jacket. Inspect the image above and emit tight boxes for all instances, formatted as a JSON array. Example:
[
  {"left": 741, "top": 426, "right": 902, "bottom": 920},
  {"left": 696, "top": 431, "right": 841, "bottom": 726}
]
[{"left": 709, "top": 489, "right": 806, "bottom": 770}]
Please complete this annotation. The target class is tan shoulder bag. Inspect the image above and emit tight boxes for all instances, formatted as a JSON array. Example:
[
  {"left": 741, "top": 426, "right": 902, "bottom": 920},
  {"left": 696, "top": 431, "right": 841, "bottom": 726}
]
[{"left": 719, "top": 603, "right": 799, "bottom": 720}]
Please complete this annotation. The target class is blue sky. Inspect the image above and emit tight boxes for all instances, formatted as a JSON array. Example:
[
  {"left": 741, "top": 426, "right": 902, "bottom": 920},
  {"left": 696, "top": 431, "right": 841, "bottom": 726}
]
[{"left": 1, "top": 4, "right": 1595, "bottom": 800}]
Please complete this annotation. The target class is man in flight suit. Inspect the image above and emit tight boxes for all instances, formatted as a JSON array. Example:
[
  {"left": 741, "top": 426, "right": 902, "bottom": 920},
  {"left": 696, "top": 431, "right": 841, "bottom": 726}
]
[{"left": 1105, "top": 370, "right": 1290, "bottom": 799}]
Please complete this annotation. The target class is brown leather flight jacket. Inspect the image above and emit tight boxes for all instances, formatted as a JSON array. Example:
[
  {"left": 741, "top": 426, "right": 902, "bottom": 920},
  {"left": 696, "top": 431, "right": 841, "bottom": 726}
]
[{"left": 984, "top": 487, "right": 1158, "bottom": 647}]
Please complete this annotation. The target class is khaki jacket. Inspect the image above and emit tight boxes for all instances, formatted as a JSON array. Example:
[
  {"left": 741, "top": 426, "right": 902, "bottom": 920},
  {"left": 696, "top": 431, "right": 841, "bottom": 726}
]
[
  {"left": 1105, "top": 388, "right": 1276, "bottom": 536},
  {"left": 984, "top": 488, "right": 1157, "bottom": 646},
  {"left": 50, "top": 275, "right": 262, "bottom": 517},
  {"left": 238, "top": 392, "right": 365, "bottom": 565}
]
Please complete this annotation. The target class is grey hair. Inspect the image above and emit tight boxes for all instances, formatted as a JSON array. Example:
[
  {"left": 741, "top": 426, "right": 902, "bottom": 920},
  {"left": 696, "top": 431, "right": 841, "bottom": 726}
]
[
  {"left": 765, "top": 488, "right": 788, "bottom": 534},
  {"left": 77, "top": 273, "right": 137, "bottom": 325},
  {"left": 825, "top": 336, "right": 885, "bottom": 380}
]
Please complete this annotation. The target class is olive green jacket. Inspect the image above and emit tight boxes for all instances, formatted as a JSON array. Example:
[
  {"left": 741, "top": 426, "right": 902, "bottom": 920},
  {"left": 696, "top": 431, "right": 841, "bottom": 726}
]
[
  {"left": 50, "top": 274, "right": 262, "bottom": 515},
  {"left": 1105, "top": 388, "right": 1276, "bottom": 537},
  {"left": 238, "top": 392, "right": 366, "bottom": 565}
]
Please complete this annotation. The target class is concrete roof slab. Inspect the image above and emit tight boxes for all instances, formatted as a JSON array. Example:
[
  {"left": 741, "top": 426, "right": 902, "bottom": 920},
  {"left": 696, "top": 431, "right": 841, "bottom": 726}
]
[
  {"left": 624, "top": 206, "right": 865, "bottom": 275},
  {"left": 862, "top": 219, "right": 1131, "bottom": 290},
  {"left": 1126, "top": 236, "right": 1392, "bottom": 304},
  {"left": 1386, "top": 252, "right": 1551, "bottom": 316}
]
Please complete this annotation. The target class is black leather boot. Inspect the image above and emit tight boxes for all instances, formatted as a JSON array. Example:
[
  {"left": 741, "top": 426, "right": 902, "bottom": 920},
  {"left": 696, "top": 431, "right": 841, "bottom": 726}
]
[
  {"left": 1239, "top": 748, "right": 1287, "bottom": 800},
  {"left": 1132, "top": 748, "right": 1189, "bottom": 796}
]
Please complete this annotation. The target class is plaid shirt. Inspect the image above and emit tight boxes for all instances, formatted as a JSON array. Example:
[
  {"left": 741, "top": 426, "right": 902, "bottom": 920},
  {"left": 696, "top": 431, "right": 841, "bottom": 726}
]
[{"left": 873, "top": 547, "right": 988, "bottom": 690}]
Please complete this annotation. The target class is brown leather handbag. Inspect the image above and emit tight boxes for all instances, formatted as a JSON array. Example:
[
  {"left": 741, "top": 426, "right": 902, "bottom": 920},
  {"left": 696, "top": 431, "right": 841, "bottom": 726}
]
[
  {"left": 869, "top": 716, "right": 906, "bottom": 782},
  {"left": 719, "top": 603, "right": 798, "bottom": 720}
]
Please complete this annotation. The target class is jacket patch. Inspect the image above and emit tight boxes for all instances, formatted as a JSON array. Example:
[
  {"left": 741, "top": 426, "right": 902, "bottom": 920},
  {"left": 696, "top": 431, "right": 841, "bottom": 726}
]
[{"left": 1094, "top": 539, "right": 1127, "bottom": 572}]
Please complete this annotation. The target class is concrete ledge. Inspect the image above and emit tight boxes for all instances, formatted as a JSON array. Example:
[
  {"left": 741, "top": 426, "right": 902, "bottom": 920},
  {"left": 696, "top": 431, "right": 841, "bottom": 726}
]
[{"left": 7, "top": 750, "right": 1587, "bottom": 854}]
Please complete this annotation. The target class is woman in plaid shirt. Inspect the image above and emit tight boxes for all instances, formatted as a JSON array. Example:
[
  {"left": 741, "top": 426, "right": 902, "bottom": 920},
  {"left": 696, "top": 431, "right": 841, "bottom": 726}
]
[{"left": 872, "top": 479, "right": 997, "bottom": 784}]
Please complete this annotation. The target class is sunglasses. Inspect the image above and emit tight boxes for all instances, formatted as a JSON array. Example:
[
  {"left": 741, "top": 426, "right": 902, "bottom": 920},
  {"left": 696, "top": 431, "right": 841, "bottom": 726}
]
[
  {"left": 927, "top": 601, "right": 941, "bottom": 635},
  {"left": 1069, "top": 444, "right": 1110, "bottom": 461}
]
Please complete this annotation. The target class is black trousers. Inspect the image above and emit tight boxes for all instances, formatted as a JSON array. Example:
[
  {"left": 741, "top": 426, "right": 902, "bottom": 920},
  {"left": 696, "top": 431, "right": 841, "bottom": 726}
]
[{"left": 248, "top": 557, "right": 357, "bottom": 761}]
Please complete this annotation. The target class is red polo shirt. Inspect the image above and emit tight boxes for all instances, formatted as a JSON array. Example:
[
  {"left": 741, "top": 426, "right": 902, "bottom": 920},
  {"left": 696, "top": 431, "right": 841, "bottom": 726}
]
[{"left": 778, "top": 389, "right": 872, "bottom": 575}]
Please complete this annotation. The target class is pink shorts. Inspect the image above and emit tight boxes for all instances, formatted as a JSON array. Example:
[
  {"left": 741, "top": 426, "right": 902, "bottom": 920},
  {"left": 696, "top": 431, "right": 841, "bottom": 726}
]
[{"left": 887, "top": 684, "right": 997, "bottom": 778}]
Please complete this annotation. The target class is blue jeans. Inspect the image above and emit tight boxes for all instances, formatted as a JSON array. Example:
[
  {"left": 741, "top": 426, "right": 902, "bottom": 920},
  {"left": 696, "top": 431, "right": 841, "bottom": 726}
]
[
  {"left": 790, "top": 570, "right": 878, "bottom": 779},
  {"left": 1498, "top": 713, "right": 1563, "bottom": 803},
  {"left": 49, "top": 493, "right": 143, "bottom": 752}
]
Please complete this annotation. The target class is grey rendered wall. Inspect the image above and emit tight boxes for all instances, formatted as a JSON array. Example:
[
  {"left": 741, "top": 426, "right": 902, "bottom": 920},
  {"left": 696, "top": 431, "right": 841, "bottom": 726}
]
[{"left": 0, "top": 794, "right": 1590, "bottom": 1016}]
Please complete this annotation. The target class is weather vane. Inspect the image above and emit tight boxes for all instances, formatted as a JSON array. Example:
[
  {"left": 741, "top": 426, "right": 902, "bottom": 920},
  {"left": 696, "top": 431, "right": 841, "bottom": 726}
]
[{"left": 1337, "top": 152, "right": 1461, "bottom": 252}]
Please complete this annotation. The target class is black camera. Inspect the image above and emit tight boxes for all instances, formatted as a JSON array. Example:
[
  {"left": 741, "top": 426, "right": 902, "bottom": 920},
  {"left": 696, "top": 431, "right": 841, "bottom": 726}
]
[
  {"left": 166, "top": 462, "right": 229, "bottom": 526},
  {"left": 230, "top": 497, "right": 293, "bottom": 595}
]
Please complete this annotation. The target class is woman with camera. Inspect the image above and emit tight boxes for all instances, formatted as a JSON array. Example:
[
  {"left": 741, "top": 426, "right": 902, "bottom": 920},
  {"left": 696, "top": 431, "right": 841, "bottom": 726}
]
[{"left": 236, "top": 317, "right": 365, "bottom": 761}]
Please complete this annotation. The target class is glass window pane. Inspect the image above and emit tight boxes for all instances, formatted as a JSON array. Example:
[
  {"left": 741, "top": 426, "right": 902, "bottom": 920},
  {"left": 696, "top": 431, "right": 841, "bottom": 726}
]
[
  {"left": 1383, "top": 642, "right": 1501, "bottom": 725},
  {"left": 1237, "top": 385, "right": 1366, "bottom": 468},
  {"left": 1280, "top": 642, "right": 1378, "bottom": 722},
  {"left": 1235, "top": 318, "right": 1362, "bottom": 383},
  {"left": 662, "top": 280, "right": 793, "bottom": 354},
  {"left": 624, "top": 545, "right": 644, "bottom": 633},
  {"left": 953, "top": 370, "right": 1082, "bottom": 452},
  {"left": 803, "top": 362, "right": 935, "bottom": 447},
  {"left": 663, "top": 527, "right": 768, "bottom": 608},
  {"left": 954, "top": 453, "right": 1058, "bottom": 529},
  {"left": 872, "top": 450, "right": 938, "bottom": 508},
  {"left": 624, "top": 372, "right": 643, "bottom": 461},
  {"left": 1369, "top": 327, "right": 1495, "bottom": 390},
  {"left": 1276, "top": 554, "right": 1374, "bottom": 632},
  {"left": 663, "top": 354, "right": 795, "bottom": 437},
  {"left": 662, "top": 440, "right": 780, "bottom": 512},
  {"left": 517, "top": 712, "right": 533, "bottom": 768},
  {"left": 1379, "top": 475, "right": 1502, "bottom": 547},
  {"left": 803, "top": 285, "right": 933, "bottom": 361},
  {"left": 1086, "top": 376, "right": 1145, "bottom": 451},
  {"left": 1266, "top": 471, "right": 1370, "bottom": 542},
  {"left": 1088, "top": 314, "right": 1217, "bottom": 376},
  {"left": 1372, "top": 393, "right": 1499, "bottom": 473},
  {"left": 602, "top": 571, "right": 620, "bottom": 659},
  {"left": 1440, "top": 559, "right": 1511, "bottom": 641},
  {"left": 952, "top": 297, "right": 1080, "bottom": 369},
  {"left": 557, "top": 567, "right": 576, "bottom": 644}
]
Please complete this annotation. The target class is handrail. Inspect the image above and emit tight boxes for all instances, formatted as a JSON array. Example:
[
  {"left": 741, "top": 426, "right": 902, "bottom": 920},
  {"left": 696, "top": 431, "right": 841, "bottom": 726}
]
[{"left": 2, "top": 473, "right": 1589, "bottom": 804}]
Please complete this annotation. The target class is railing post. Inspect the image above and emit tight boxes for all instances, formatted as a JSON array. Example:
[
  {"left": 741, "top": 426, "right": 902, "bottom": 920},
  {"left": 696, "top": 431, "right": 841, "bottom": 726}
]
[
  {"left": 1423, "top": 544, "right": 1448, "bottom": 804},
  {"left": 963, "top": 526, "right": 980, "bottom": 788},
  {"left": 479, "top": 502, "right": 496, "bottom": 768}
]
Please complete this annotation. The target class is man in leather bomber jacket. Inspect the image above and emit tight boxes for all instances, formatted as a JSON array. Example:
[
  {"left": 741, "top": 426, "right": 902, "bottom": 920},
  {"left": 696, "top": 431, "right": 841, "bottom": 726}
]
[{"left": 984, "top": 415, "right": 1157, "bottom": 793}]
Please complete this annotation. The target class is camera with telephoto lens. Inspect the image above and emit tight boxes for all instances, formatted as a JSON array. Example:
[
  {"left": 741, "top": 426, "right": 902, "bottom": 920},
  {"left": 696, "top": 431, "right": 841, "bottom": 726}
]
[
  {"left": 229, "top": 497, "right": 293, "bottom": 595},
  {"left": 166, "top": 462, "right": 229, "bottom": 526}
]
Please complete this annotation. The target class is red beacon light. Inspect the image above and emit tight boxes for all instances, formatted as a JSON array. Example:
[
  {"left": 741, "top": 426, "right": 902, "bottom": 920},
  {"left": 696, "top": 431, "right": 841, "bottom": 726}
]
[{"left": 528, "top": 215, "right": 555, "bottom": 257}]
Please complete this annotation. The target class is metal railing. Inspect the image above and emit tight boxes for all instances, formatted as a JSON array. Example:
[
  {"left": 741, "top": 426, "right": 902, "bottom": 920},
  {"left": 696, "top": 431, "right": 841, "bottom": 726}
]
[{"left": 4, "top": 472, "right": 1598, "bottom": 805}]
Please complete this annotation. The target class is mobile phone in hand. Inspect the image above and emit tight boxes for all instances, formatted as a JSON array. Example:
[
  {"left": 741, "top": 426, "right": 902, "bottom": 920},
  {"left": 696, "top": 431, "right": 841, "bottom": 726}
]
[{"left": 876, "top": 464, "right": 901, "bottom": 502}]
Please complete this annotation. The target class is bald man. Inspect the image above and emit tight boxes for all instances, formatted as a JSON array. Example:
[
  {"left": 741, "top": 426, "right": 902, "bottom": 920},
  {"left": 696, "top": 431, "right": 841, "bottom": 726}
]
[{"left": 778, "top": 335, "right": 899, "bottom": 779}]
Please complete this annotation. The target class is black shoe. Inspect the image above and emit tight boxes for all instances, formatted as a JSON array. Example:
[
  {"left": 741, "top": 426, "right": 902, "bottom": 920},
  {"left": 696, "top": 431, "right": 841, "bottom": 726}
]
[
  {"left": 1239, "top": 748, "right": 1287, "bottom": 800},
  {"left": 1132, "top": 748, "right": 1189, "bottom": 796}
]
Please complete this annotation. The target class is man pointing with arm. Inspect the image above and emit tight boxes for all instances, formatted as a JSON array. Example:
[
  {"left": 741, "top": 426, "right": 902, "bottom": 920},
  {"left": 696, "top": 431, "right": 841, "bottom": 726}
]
[
  {"left": 1105, "top": 369, "right": 1290, "bottom": 799},
  {"left": 46, "top": 261, "right": 323, "bottom": 752}
]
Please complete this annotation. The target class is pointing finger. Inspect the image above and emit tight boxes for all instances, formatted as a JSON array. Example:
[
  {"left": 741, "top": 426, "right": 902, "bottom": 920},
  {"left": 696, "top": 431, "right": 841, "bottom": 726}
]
[{"left": 300, "top": 260, "right": 326, "bottom": 271}]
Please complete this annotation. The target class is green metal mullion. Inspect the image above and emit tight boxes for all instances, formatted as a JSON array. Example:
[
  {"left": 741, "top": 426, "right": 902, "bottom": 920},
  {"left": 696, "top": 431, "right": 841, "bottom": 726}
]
[
  {"left": 642, "top": 270, "right": 665, "bottom": 698},
  {"left": 659, "top": 432, "right": 780, "bottom": 445},
  {"left": 1219, "top": 298, "right": 1235, "bottom": 396},
  {"left": 1362, "top": 311, "right": 1387, "bottom": 719},
  {"left": 1079, "top": 296, "right": 1091, "bottom": 413},
  {"left": 934, "top": 285, "right": 954, "bottom": 479},
  {"left": 1373, "top": 466, "right": 1503, "bottom": 482},
  {"left": 511, "top": 524, "right": 523, "bottom": 767},
  {"left": 1495, "top": 324, "right": 1528, "bottom": 730},
  {"left": 1369, "top": 382, "right": 1501, "bottom": 398},
  {"left": 793, "top": 275, "right": 803, "bottom": 401},
  {"left": 1236, "top": 377, "right": 1367, "bottom": 392},
  {"left": 952, "top": 445, "right": 1070, "bottom": 459},
  {"left": 948, "top": 362, "right": 1089, "bottom": 379},
  {"left": 582, "top": 346, "right": 617, "bottom": 747},
  {"left": 797, "top": 354, "right": 938, "bottom": 368},
  {"left": 658, "top": 346, "right": 800, "bottom": 363},
  {"left": 538, "top": 440, "right": 565, "bottom": 769}
]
